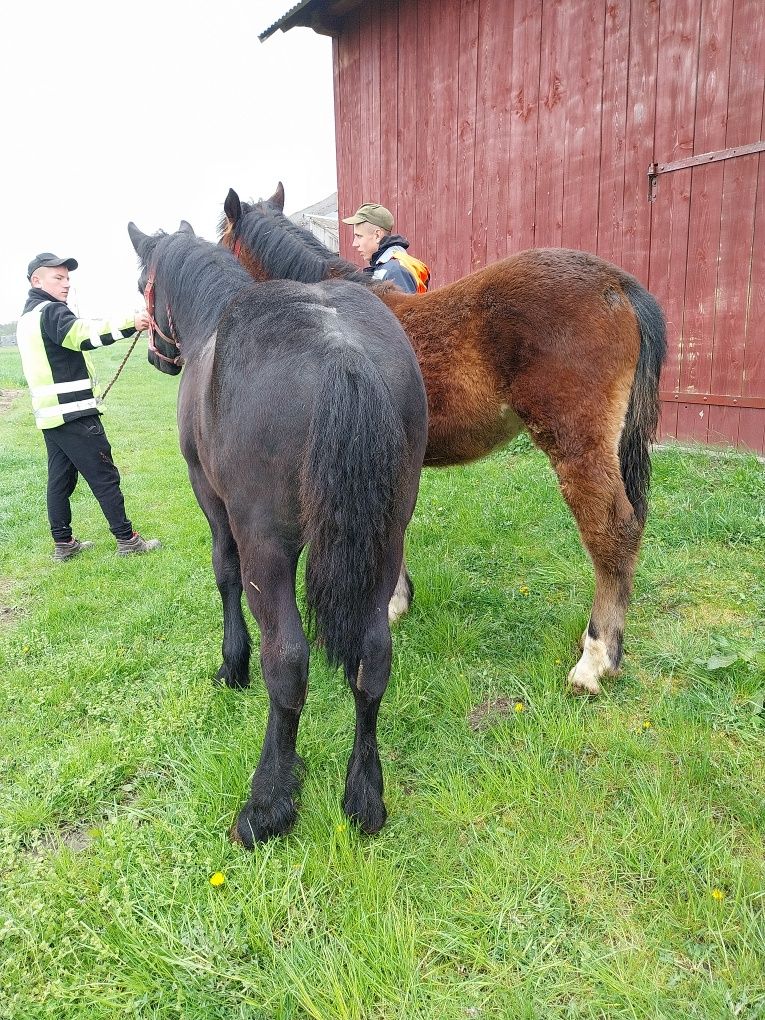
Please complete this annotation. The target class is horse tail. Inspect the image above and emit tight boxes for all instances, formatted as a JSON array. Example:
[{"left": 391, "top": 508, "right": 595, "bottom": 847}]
[
  {"left": 618, "top": 276, "right": 668, "bottom": 525},
  {"left": 301, "top": 346, "right": 409, "bottom": 675}
]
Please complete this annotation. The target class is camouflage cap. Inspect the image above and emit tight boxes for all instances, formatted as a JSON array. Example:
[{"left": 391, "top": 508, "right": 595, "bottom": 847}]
[{"left": 341, "top": 203, "right": 394, "bottom": 231}]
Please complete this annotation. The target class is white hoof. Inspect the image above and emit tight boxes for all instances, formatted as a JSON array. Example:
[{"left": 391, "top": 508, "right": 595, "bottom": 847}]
[
  {"left": 567, "top": 634, "right": 614, "bottom": 696},
  {"left": 388, "top": 569, "right": 411, "bottom": 624},
  {"left": 388, "top": 591, "right": 409, "bottom": 624},
  {"left": 567, "top": 663, "right": 602, "bottom": 696}
]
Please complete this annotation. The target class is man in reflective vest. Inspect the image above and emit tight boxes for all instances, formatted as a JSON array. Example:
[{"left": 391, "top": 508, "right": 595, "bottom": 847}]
[
  {"left": 17, "top": 253, "right": 161, "bottom": 561},
  {"left": 342, "top": 203, "right": 430, "bottom": 293}
]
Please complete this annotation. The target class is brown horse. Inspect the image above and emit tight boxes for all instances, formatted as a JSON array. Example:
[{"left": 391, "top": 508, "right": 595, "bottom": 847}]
[{"left": 220, "top": 184, "right": 667, "bottom": 697}]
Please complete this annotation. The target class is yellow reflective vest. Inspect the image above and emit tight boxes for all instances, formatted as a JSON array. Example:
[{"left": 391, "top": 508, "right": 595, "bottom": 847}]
[{"left": 16, "top": 295, "right": 139, "bottom": 430}]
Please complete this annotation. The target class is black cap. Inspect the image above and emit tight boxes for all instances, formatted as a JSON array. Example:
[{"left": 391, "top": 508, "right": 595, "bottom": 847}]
[{"left": 27, "top": 252, "right": 78, "bottom": 281}]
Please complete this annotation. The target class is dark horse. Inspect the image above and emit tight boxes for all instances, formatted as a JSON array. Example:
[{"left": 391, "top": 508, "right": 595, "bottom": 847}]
[
  {"left": 127, "top": 221, "right": 427, "bottom": 844},
  {"left": 220, "top": 184, "right": 667, "bottom": 697}
]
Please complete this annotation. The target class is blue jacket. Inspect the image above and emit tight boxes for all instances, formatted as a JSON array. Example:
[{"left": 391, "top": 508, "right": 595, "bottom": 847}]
[{"left": 364, "top": 235, "right": 429, "bottom": 293}]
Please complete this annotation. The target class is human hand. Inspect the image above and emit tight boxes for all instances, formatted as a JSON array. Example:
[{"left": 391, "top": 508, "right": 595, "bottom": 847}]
[{"left": 134, "top": 309, "right": 150, "bottom": 332}]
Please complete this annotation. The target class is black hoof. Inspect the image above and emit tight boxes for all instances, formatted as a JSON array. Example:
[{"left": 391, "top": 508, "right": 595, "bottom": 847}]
[
  {"left": 233, "top": 797, "right": 297, "bottom": 848},
  {"left": 215, "top": 663, "right": 250, "bottom": 689},
  {"left": 343, "top": 791, "right": 387, "bottom": 835}
]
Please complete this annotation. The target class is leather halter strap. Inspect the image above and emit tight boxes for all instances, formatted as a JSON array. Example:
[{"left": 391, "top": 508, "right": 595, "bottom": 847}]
[{"left": 145, "top": 268, "right": 182, "bottom": 366}]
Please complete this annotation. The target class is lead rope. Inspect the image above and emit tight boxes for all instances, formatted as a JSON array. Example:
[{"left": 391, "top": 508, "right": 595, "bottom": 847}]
[{"left": 102, "top": 329, "right": 144, "bottom": 398}]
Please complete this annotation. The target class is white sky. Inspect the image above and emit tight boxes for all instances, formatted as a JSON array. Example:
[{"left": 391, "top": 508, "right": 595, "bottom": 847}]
[{"left": 0, "top": 1, "right": 337, "bottom": 323}]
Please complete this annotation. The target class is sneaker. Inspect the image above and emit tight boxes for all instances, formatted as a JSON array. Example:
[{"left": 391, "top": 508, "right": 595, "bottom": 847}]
[
  {"left": 53, "top": 538, "right": 94, "bottom": 562},
  {"left": 116, "top": 531, "right": 161, "bottom": 555}
]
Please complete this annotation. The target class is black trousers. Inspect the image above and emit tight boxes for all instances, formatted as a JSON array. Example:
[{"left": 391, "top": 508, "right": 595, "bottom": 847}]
[{"left": 42, "top": 415, "right": 133, "bottom": 542}]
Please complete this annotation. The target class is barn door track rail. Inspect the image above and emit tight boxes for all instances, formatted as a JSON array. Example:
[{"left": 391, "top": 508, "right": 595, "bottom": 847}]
[{"left": 647, "top": 140, "right": 765, "bottom": 202}]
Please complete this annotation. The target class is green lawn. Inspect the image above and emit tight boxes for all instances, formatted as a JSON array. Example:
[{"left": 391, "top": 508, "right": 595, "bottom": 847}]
[{"left": 1, "top": 344, "right": 763, "bottom": 1019}]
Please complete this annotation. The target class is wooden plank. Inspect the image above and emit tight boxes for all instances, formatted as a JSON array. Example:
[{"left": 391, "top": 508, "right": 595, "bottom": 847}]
[
  {"left": 396, "top": 0, "right": 418, "bottom": 247},
  {"left": 379, "top": 3, "right": 399, "bottom": 217},
  {"left": 622, "top": 0, "right": 660, "bottom": 286},
  {"left": 455, "top": 0, "right": 480, "bottom": 281},
  {"left": 358, "top": 9, "right": 373, "bottom": 203},
  {"left": 332, "top": 35, "right": 345, "bottom": 253},
  {"left": 676, "top": 0, "right": 734, "bottom": 445},
  {"left": 560, "top": 0, "right": 604, "bottom": 253},
  {"left": 426, "top": 0, "right": 461, "bottom": 284},
  {"left": 738, "top": 103, "right": 765, "bottom": 453},
  {"left": 597, "top": 0, "right": 630, "bottom": 265},
  {"left": 336, "top": 22, "right": 361, "bottom": 261},
  {"left": 470, "top": 0, "right": 490, "bottom": 271},
  {"left": 507, "top": 0, "right": 542, "bottom": 254},
  {"left": 535, "top": 0, "right": 567, "bottom": 246},
  {"left": 648, "top": 0, "right": 701, "bottom": 444},
  {"left": 415, "top": 0, "right": 435, "bottom": 271},
  {"left": 478, "top": 0, "right": 513, "bottom": 266},
  {"left": 708, "top": 0, "right": 765, "bottom": 447},
  {"left": 368, "top": 3, "right": 382, "bottom": 204}
]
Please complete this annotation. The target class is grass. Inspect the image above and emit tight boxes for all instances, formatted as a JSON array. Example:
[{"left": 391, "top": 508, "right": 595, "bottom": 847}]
[{"left": 1, "top": 344, "right": 764, "bottom": 1019}]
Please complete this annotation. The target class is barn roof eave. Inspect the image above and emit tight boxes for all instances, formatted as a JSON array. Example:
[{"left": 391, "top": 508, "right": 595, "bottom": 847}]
[{"left": 259, "top": 0, "right": 368, "bottom": 41}]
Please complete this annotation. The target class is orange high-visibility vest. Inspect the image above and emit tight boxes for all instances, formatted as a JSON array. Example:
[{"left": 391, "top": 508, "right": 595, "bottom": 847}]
[{"left": 389, "top": 251, "right": 430, "bottom": 293}]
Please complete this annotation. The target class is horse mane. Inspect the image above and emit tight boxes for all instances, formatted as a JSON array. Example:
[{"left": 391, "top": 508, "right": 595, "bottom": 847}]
[
  {"left": 152, "top": 230, "right": 254, "bottom": 340},
  {"left": 218, "top": 200, "right": 371, "bottom": 286}
]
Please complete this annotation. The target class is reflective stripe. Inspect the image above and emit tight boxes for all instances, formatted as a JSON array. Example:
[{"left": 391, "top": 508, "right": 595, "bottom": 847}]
[
  {"left": 89, "top": 328, "right": 103, "bottom": 347},
  {"left": 110, "top": 328, "right": 125, "bottom": 341},
  {"left": 34, "top": 397, "right": 101, "bottom": 419},
  {"left": 31, "top": 378, "right": 92, "bottom": 398}
]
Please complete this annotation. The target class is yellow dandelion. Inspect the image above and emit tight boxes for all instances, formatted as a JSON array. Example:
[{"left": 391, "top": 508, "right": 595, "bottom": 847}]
[
  {"left": 642, "top": 720, "right": 651, "bottom": 730},
  {"left": 209, "top": 871, "right": 226, "bottom": 887},
  {"left": 554, "top": 658, "right": 561, "bottom": 665},
  {"left": 514, "top": 701, "right": 525, "bottom": 713},
  {"left": 711, "top": 888, "right": 725, "bottom": 901},
  {"left": 335, "top": 822, "right": 347, "bottom": 834}
]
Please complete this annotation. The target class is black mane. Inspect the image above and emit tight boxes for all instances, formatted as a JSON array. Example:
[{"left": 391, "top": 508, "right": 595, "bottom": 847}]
[
  {"left": 219, "top": 200, "right": 371, "bottom": 287},
  {"left": 149, "top": 230, "right": 254, "bottom": 343}
]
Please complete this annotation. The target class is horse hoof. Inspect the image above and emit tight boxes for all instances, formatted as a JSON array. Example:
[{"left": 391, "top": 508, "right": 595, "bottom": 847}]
[
  {"left": 388, "top": 569, "right": 413, "bottom": 624},
  {"left": 215, "top": 663, "right": 250, "bottom": 689},
  {"left": 343, "top": 792, "right": 387, "bottom": 835},
  {"left": 567, "top": 664, "right": 602, "bottom": 697},
  {"left": 233, "top": 798, "right": 297, "bottom": 848},
  {"left": 387, "top": 595, "right": 409, "bottom": 624}
]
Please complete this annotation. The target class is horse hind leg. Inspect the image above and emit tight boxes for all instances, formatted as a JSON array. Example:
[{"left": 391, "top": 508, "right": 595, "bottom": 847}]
[
  {"left": 343, "top": 538, "right": 405, "bottom": 833},
  {"left": 343, "top": 613, "right": 391, "bottom": 834},
  {"left": 554, "top": 453, "right": 643, "bottom": 696},
  {"left": 233, "top": 542, "right": 309, "bottom": 846}
]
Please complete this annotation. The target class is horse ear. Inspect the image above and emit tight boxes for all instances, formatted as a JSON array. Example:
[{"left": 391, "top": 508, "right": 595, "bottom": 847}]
[
  {"left": 128, "top": 222, "right": 149, "bottom": 254},
  {"left": 266, "top": 182, "right": 285, "bottom": 212},
  {"left": 178, "top": 220, "right": 195, "bottom": 235},
  {"left": 224, "top": 188, "right": 242, "bottom": 226}
]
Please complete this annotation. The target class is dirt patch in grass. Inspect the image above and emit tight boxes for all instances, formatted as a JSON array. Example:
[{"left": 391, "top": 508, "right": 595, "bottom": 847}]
[
  {"left": 0, "top": 389, "right": 22, "bottom": 414},
  {"left": 0, "top": 577, "right": 20, "bottom": 628},
  {"left": 468, "top": 695, "right": 525, "bottom": 731}
]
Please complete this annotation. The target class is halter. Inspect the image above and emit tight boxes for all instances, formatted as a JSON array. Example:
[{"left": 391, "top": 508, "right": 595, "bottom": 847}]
[{"left": 144, "top": 268, "right": 182, "bottom": 366}]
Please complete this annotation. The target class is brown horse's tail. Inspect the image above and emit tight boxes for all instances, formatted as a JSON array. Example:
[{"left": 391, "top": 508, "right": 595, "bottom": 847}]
[
  {"left": 301, "top": 346, "right": 409, "bottom": 676},
  {"left": 618, "top": 277, "right": 667, "bottom": 525}
]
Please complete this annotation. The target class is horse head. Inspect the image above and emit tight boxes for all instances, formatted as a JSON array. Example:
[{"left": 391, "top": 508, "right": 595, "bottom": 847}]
[
  {"left": 220, "top": 182, "right": 367, "bottom": 287},
  {"left": 127, "top": 222, "right": 183, "bottom": 376}
]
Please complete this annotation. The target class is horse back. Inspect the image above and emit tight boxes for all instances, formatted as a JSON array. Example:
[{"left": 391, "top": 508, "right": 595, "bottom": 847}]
[
  {"left": 376, "top": 249, "right": 646, "bottom": 465},
  {"left": 180, "top": 279, "right": 426, "bottom": 529}
]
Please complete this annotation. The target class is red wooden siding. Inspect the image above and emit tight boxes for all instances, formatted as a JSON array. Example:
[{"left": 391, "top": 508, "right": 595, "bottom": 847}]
[{"left": 332, "top": 0, "right": 765, "bottom": 453}]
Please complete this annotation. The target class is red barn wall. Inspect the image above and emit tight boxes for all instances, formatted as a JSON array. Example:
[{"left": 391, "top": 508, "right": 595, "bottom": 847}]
[{"left": 331, "top": 0, "right": 765, "bottom": 453}]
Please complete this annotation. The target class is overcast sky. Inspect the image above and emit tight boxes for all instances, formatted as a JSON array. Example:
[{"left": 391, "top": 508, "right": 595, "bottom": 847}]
[{"left": 0, "top": 1, "right": 337, "bottom": 323}]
